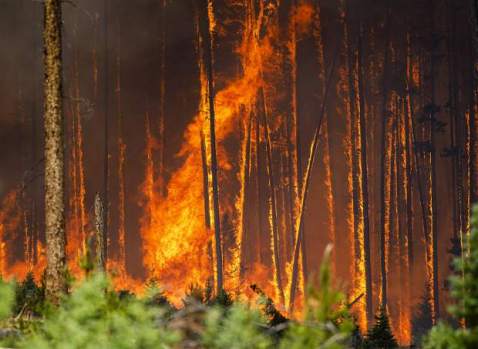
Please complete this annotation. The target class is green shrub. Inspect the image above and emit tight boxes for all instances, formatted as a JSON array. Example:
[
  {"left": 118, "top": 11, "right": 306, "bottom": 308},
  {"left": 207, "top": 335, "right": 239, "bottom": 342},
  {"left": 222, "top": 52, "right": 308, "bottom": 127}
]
[
  {"left": 280, "top": 245, "right": 354, "bottom": 349},
  {"left": 19, "top": 273, "right": 180, "bottom": 349},
  {"left": 202, "top": 304, "right": 272, "bottom": 349},
  {"left": 0, "top": 278, "right": 14, "bottom": 321}
]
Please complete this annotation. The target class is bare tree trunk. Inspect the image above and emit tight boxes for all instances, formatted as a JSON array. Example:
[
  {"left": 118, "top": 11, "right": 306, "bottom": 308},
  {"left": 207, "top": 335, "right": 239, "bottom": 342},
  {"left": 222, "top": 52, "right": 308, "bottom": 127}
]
[
  {"left": 379, "top": 10, "right": 391, "bottom": 309},
  {"left": 288, "top": 49, "right": 338, "bottom": 312},
  {"left": 199, "top": 0, "right": 223, "bottom": 292},
  {"left": 429, "top": 4, "right": 440, "bottom": 320},
  {"left": 239, "top": 115, "right": 253, "bottom": 280},
  {"left": 95, "top": 193, "right": 105, "bottom": 271},
  {"left": 43, "top": 0, "right": 66, "bottom": 303},
  {"left": 103, "top": 0, "right": 109, "bottom": 268},
  {"left": 357, "top": 24, "right": 373, "bottom": 322},
  {"left": 260, "top": 89, "right": 285, "bottom": 304},
  {"left": 470, "top": 0, "right": 478, "bottom": 204},
  {"left": 255, "top": 113, "right": 266, "bottom": 264},
  {"left": 116, "top": 20, "right": 127, "bottom": 274}
]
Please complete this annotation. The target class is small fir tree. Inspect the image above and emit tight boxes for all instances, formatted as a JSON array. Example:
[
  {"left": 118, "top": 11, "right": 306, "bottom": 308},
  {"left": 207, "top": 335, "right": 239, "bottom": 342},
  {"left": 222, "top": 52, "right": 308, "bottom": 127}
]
[{"left": 363, "top": 308, "right": 398, "bottom": 349}]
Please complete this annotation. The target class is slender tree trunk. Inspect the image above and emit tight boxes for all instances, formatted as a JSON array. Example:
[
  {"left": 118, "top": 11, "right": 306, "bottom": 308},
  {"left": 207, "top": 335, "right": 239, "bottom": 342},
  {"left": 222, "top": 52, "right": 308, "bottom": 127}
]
[
  {"left": 357, "top": 24, "right": 373, "bottom": 322},
  {"left": 288, "top": 49, "right": 338, "bottom": 312},
  {"left": 260, "top": 89, "right": 285, "bottom": 304},
  {"left": 379, "top": 11, "right": 391, "bottom": 309},
  {"left": 43, "top": 0, "right": 66, "bottom": 302},
  {"left": 255, "top": 113, "right": 266, "bottom": 264},
  {"left": 158, "top": 0, "right": 166, "bottom": 197},
  {"left": 470, "top": 0, "right": 478, "bottom": 205},
  {"left": 95, "top": 193, "right": 105, "bottom": 270},
  {"left": 103, "top": 0, "right": 109, "bottom": 268},
  {"left": 116, "top": 21, "right": 127, "bottom": 274},
  {"left": 239, "top": 115, "right": 253, "bottom": 280},
  {"left": 429, "top": 5, "right": 440, "bottom": 320},
  {"left": 199, "top": 0, "right": 223, "bottom": 292}
]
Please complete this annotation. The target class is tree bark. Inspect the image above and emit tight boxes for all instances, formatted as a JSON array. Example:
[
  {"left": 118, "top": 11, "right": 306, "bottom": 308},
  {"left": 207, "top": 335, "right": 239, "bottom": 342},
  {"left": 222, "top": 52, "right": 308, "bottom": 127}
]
[
  {"left": 43, "top": 0, "right": 66, "bottom": 303},
  {"left": 94, "top": 193, "right": 106, "bottom": 271}
]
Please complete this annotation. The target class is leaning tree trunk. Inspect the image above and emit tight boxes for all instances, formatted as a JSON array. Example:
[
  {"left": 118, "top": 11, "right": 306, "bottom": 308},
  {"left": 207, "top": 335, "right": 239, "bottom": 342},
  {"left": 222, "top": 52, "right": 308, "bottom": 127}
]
[
  {"left": 288, "top": 49, "right": 338, "bottom": 312},
  {"left": 43, "top": 0, "right": 66, "bottom": 303}
]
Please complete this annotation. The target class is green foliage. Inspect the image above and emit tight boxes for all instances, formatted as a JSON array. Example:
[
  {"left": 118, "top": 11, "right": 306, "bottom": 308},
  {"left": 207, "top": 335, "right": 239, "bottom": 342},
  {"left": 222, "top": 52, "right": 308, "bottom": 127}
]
[
  {"left": 423, "top": 205, "right": 478, "bottom": 348},
  {"left": 0, "top": 278, "right": 14, "bottom": 321},
  {"left": 0, "top": 247, "right": 357, "bottom": 348},
  {"left": 19, "top": 273, "right": 180, "bottom": 349},
  {"left": 202, "top": 304, "right": 272, "bottom": 349},
  {"left": 363, "top": 308, "right": 398, "bottom": 349},
  {"left": 280, "top": 246, "right": 354, "bottom": 349}
]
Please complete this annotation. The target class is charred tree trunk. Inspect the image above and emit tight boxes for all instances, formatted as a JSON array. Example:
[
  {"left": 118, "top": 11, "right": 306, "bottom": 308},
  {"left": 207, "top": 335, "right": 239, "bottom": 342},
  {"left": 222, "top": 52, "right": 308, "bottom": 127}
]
[
  {"left": 288, "top": 49, "right": 338, "bottom": 312},
  {"left": 429, "top": 5, "right": 440, "bottom": 320},
  {"left": 239, "top": 115, "right": 253, "bottom": 280},
  {"left": 379, "top": 11, "right": 391, "bottom": 309},
  {"left": 199, "top": 0, "right": 223, "bottom": 292},
  {"left": 357, "top": 24, "right": 373, "bottom": 322},
  {"left": 260, "top": 89, "right": 285, "bottom": 304},
  {"left": 103, "top": 0, "right": 109, "bottom": 268},
  {"left": 43, "top": 0, "right": 66, "bottom": 302}
]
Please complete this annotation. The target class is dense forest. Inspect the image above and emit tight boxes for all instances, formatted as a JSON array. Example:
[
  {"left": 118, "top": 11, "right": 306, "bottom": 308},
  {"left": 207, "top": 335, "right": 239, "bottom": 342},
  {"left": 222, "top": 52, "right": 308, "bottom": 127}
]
[{"left": 1, "top": 0, "right": 478, "bottom": 347}]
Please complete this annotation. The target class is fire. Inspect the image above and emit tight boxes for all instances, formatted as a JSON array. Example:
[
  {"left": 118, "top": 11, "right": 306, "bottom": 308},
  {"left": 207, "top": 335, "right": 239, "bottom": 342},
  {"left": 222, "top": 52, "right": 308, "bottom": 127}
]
[
  {"left": 294, "top": 2, "right": 314, "bottom": 37},
  {"left": 140, "top": 0, "right": 289, "bottom": 305}
]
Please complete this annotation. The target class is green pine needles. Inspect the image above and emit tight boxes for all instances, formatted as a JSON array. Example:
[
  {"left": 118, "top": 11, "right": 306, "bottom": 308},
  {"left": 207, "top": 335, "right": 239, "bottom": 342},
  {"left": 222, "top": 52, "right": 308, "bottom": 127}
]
[{"left": 423, "top": 205, "right": 478, "bottom": 348}]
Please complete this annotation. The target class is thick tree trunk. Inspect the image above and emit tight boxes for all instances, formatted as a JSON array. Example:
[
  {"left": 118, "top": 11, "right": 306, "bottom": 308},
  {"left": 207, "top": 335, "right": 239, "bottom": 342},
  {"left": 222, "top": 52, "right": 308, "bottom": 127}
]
[{"left": 43, "top": 0, "right": 66, "bottom": 303}]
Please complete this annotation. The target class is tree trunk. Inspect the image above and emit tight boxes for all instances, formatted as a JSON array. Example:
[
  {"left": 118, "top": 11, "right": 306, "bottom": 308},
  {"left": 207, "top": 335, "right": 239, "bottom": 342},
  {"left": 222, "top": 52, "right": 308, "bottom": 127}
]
[
  {"left": 429, "top": 3, "right": 440, "bottom": 321},
  {"left": 379, "top": 12, "right": 391, "bottom": 309},
  {"left": 199, "top": 0, "right": 223, "bottom": 292},
  {"left": 43, "top": 0, "right": 66, "bottom": 303},
  {"left": 94, "top": 193, "right": 106, "bottom": 271},
  {"left": 260, "top": 89, "right": 285, "bottom": 304},
  {"left": 239, "top": 115, "right": 253, "bottom": 280},
  {"left": 103, "top": 0, "right": 109, "bottom": 269},
  {"left": 357, "top": 24, "right": 373, "bottom": 322},
  {"left": 288, "top": 49, "right": 338, "bottom": 312}
]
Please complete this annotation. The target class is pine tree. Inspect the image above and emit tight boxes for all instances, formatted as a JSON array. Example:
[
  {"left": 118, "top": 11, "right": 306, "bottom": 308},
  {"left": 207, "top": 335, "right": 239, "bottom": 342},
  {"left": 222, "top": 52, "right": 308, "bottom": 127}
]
[
  {"left": 423, "top": 205, "right": 478, "bottom": 347},
  {"left": 411, "top": 284, "right": 434, "bottom": 346},
  {"left": 363, "top": 308, "right": 399, "bottom": 349}
]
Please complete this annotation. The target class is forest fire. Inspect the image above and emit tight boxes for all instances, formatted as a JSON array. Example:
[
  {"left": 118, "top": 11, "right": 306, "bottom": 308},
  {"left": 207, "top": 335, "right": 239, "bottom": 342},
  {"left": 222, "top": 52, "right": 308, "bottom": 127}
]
[{"left": 1, "top": 0, "right": 478, "bottom": 346}]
